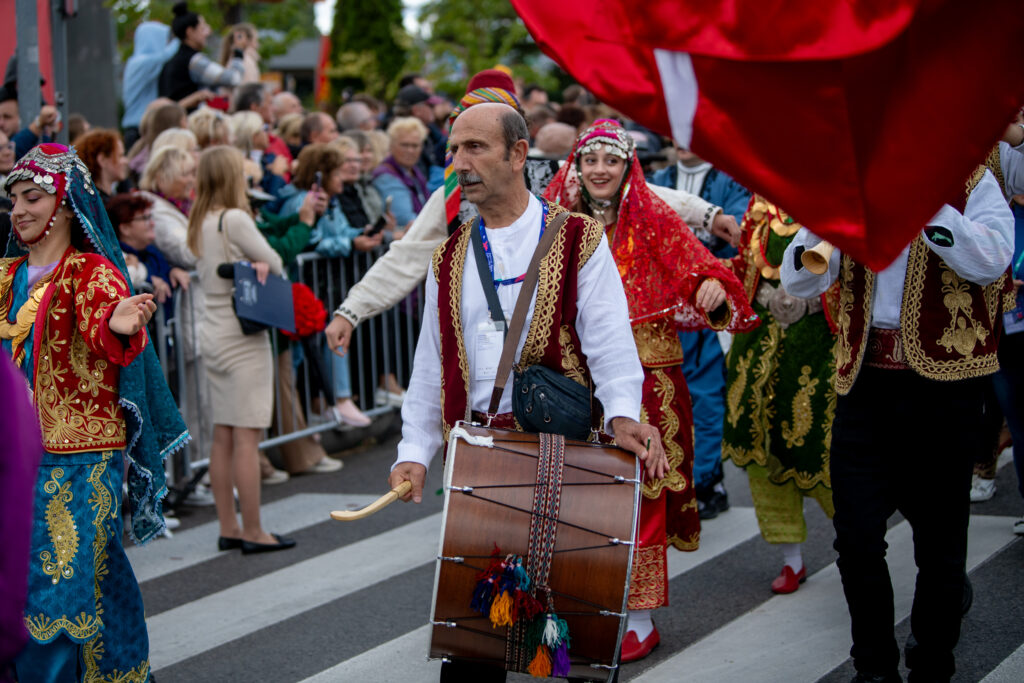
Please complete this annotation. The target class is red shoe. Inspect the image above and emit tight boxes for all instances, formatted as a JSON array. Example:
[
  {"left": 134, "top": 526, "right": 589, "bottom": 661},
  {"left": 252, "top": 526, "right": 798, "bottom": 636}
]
[
  {"left": 620, "top": 626, "right": 660, "bottom": 663},
  {"left": 771, "top": 565, "right": 807, "bottom": 594}
]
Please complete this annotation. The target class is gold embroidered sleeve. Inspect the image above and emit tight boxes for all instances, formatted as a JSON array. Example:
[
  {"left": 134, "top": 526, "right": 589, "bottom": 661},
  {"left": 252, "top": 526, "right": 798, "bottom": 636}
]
[{"left": 73, "top": 256, "right": 131, "bottom": 351}]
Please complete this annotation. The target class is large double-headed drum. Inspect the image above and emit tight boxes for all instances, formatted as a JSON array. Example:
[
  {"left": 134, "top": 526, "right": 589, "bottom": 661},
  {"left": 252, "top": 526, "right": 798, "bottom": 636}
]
[{"left": 429, "top": 423, "right": 640, "bottom": 681}]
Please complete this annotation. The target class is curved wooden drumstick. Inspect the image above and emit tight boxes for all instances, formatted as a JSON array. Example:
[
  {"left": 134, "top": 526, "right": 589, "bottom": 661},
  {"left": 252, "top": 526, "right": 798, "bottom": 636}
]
[{"left": 330, "top": 481, "right": 413, "bottom": 521}]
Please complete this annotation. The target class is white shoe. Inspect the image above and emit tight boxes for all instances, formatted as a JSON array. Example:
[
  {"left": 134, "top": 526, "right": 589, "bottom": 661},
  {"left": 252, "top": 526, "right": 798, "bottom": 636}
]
[
  {"left": 332, "top": 400, "right": 372, "bottom": 428},
  {"left": 969, "top": 474, "right": 996, "bottom": 502},
  {"left": 374, "top": 388, "right": 406, "bottom": 408},
  {"left": 1014, "top": 517, "right": 1024, "bottom": 535},
  {"left": 163, "top": 515, "right": 181, "bottom": 530},
  {"left": 308, "top": 457, "right": 343, "bottom": 473},
  {"left": 262, "top": 468, "right": 290, "bottom": 485},
  {"left": 182, "top": 483, "right": 216, "bottom": 507}
]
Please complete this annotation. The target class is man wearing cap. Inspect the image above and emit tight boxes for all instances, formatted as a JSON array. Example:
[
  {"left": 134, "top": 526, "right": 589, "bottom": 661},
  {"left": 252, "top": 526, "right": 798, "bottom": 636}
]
[
  {"left": 389, "top": 99, "right": 666, "bottom": 682},
  {"left": 325, "top": 69, "right": 728, "bottom": 356},
  {"left": 395, "top": 83, "right": 446, "bottom": 174}
]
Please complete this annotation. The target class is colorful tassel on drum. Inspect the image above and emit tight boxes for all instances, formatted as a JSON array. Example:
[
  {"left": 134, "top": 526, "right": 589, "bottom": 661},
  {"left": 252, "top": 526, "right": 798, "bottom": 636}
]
[
  {"left": 489, "top": 590, "right": 514, "bottom": 627},
  {"left": 471, "top": 546, "right": 505, "bottom": 615},
  {"left": 552, "top": 641, "right": 571, "bottom": 677},
  {"left": 526, "top": 644, "right": 552, "bottom": 677}
]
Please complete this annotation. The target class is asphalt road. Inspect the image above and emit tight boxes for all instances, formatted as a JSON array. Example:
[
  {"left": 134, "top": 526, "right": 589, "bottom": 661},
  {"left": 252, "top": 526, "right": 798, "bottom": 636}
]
[{"left": 135, "top": 421, "right": 1024, "bottom": 683}]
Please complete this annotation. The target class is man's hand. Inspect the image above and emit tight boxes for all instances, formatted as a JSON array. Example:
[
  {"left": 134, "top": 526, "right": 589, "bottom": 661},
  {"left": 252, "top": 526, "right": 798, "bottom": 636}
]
[
  {"left": 109, "top": 293, "right": 157, "bottom": 336},
  {"left": 325, "top": 314, "right": 354, "bottom": 356},
  {"left": 179, "top": 89, "right": 214, "bottom": 110},
  {"left": 711, "top": 212, "right": 742, "bottom": 247},
  {"left": 610, "top": 417, "right": 668, "bottom": 480},
  {"left": 389, "top": 462, "right": 427, "bottom": 503},
  {"left": 695, "top": 278, "right": 727, "bottom": 311}
]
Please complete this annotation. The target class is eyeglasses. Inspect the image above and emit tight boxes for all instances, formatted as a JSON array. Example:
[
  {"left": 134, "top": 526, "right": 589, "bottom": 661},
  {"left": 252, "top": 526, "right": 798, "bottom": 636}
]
[
  {"left": 343, "top": 156, "right": 362, "bottom": 164},
  {"left": 131, "top": 213, "right": 154, "bottom": 223}
]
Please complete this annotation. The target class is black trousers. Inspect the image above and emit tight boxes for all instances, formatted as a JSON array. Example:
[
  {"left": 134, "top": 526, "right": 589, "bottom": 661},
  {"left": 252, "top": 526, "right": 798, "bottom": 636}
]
[{"left": 830, "top": 367, "right": 985, "bottom": 681}]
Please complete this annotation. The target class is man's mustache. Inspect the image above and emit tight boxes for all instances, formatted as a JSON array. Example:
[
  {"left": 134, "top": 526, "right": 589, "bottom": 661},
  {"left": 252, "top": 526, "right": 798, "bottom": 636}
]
[{"left": 457, "top": 173, "right": 482, "bottom": 187}]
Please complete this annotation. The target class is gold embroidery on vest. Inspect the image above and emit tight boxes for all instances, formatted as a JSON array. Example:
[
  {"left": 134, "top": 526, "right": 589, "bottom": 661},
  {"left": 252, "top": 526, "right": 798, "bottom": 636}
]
[
  {"left": 70, "top": 333, "right": 116, "bottom": 396},
  {"left": 835, "top": 255, "right": 873, "bottom": 395},
  {"left": 40, "top": 468, "right": 78, "bottom": 585},
  {"left": 726, "top": 348, "right": 753, "bottom": 429},
  {"left": 642, "top": 368, "right": 687, "bottom": 499},
  {"left": 519, "top": 214, "right": 569, "bottom": 369},
  {"left": 632, "top": 318, "right": 683, "bottom": 367},
  {"left": 576, "top": 212, "right": 605, "bottom": 268},
  {"left": 781, "top": 365, "right": 818, "bottom": 449},
  {"left": 558, "top": 326, "right": 586, "bottom": 385},
  {"left": 440, "top": 228, "right": 471, "bottom": 443},
  {"left": 900, "top": 238, "right": 999, "bottom": 380},
  {"left": 937, "top": 265, "right": 988, "bottom": 356},
  {"left": 37, "top": 329, "right": 125, "bottom": 452}
]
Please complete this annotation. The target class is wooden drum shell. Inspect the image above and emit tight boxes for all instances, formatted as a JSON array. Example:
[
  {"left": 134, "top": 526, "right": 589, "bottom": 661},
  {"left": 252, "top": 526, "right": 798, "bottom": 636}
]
[{"left": 429, "top": 423, "right": 640, "bottom": 681}]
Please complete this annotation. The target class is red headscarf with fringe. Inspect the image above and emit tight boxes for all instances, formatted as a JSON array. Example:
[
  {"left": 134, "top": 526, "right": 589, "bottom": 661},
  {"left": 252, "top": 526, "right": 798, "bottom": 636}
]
[{"left": 544, "top": 120, "right": 758, "bottom": 332}]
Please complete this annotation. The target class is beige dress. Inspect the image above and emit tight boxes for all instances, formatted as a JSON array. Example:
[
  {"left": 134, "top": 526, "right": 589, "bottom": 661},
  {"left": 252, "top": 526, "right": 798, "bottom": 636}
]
[{"left": 197, "top": 208, "right": 284, "bottom": 428}]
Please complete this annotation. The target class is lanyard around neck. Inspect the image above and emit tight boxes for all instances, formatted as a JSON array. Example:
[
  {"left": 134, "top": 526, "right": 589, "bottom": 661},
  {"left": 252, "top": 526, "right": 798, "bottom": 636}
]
[{"left": 476, "top": 200, "right": 548, "bottom": 287}]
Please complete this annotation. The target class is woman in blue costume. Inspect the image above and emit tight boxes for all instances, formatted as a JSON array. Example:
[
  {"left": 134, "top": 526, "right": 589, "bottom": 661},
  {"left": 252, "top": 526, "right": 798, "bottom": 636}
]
[{"left": 1, "top": 143, "right": 188, "bottom": 682}]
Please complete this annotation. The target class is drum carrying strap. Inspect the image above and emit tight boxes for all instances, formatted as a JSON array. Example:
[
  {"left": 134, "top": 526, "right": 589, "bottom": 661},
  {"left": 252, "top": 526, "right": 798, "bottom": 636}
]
[{"left": 507, "top": 431, "right": 567, "bottom": 671}]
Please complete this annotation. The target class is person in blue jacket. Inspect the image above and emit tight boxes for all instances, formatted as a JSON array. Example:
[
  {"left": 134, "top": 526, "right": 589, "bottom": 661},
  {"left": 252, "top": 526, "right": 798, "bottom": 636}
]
[{"left": 651, "top": 143, "right": 750, "bottom": 519}]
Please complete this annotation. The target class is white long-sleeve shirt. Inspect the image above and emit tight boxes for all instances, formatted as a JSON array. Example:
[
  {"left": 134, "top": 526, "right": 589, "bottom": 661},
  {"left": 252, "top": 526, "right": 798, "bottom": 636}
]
[
  {"left": 780, "top": 170, "right": 1013, "bottom": 328},
  {"left": 394, "top": 194, "right": 644, "bottom": 471}
]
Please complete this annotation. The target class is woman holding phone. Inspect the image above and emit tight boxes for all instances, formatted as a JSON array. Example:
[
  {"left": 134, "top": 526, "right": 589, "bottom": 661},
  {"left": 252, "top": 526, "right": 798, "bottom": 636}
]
[
  {"left": 275, "top": 143, "right": 376, "bottom": 427},
  {"left": 187, "top": 145, "right": 295, "bottom": 554}
]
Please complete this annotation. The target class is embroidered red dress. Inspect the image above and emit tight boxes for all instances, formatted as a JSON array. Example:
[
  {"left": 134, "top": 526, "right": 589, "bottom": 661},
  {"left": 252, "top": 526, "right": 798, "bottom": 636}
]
[{"left": 544, "top": 121, "right": 758, "bottom": 610}]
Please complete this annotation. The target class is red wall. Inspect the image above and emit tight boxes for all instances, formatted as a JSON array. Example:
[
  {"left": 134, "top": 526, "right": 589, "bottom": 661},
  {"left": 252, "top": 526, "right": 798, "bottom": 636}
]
[{"left": 0, "top": 0, "right": 55, "bottom": 102}]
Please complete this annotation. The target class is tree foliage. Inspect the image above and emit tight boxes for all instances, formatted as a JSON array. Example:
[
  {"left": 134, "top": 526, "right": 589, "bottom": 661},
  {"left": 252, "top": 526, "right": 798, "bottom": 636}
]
[
  {"left": 415, "top": 0, "right": 566, "bottom": 98},
  {"left": 328, "top": 0, "right": 409, "bottom": 101},
  {"left": 108, "top": 0, "right": 318, "bottom": 64}
]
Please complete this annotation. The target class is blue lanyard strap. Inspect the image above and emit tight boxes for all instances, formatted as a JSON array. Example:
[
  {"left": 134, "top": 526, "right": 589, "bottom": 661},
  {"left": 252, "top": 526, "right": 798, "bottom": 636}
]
[{"left": 477, "top": 201, "right": 548, "bottom": 287}]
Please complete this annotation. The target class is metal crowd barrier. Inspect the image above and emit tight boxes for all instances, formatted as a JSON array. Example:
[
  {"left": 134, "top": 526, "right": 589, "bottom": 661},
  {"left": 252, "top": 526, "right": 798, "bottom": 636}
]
[{"left": 152, "top": 245, "right": 426, "bottom": 487}]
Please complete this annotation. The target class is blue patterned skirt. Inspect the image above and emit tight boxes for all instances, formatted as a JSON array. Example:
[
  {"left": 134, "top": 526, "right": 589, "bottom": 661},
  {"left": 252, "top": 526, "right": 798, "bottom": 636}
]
[{"left": 22, "top": 449, "right": 150, "bottom": 681}]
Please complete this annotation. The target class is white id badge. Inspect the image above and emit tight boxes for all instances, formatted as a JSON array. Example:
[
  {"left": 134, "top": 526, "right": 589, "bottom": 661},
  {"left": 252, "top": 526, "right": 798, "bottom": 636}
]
[{"left": 475, "top": 320, "right": 505, "bottom": 381}]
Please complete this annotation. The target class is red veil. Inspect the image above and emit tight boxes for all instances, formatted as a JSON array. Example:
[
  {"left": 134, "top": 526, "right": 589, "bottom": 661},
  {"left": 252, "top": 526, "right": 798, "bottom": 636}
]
[{"left": 543, "top": 121, "right": 758, "bottom": 333}]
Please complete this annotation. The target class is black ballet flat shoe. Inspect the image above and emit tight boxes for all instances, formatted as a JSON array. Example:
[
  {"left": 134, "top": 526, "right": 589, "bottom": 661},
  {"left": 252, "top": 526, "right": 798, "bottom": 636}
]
[
  {"left": 218, "top": 536, "right": 243, "bottom": 551},
  {"left": 241, "top": 534, "right": 296, "bottom": 555}
]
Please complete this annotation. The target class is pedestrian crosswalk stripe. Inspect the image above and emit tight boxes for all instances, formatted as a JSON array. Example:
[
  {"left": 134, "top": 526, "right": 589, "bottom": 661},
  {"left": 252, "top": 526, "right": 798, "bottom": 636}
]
[
  {"left": 148, "top": 512, "right": 443, "bottom": 671},
  {"left": 290, "top": 508, "right": 761, "bottom": 682},
  {"left": 631, "top": 515, "right": 1019, "bottom": 683},
  {"left": 128, "top": 494, "right": 379, "bottom": 583},
  {"left": 980, "top": 641, "right": 1024, "bottom": 683}
]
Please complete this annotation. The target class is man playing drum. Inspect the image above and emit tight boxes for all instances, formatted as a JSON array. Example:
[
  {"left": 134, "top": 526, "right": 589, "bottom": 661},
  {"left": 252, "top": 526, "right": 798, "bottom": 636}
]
[{"left": 388, "top": 102, "right": 667, "bottom": 681}]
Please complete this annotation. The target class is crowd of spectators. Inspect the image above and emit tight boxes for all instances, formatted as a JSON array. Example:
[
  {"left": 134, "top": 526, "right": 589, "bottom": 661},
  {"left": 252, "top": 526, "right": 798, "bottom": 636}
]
[{"left": 19, "top": 0, "right": 1012, "bottom": 539}]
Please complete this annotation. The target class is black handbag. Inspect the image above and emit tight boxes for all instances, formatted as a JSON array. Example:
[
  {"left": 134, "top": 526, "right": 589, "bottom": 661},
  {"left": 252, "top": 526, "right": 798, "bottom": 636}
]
[
  {"left": 218, "top": 210, "right": 269, "bottom": 336},
  {"left": 469, "top": 211, "right": 598, "bottom": 440}
]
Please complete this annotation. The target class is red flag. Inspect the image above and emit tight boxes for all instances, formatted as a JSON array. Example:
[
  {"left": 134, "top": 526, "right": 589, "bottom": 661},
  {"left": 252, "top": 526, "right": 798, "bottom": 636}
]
[{"left": 511, "top": 0, "right": 1024, "bottom": 270}]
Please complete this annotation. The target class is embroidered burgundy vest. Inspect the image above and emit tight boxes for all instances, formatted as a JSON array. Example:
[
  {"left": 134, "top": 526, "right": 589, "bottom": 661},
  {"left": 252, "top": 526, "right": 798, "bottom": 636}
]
[
  {"left": 834, "top": 161, "right": 1010, "bottom": 394},
  {"left": 431, "top": 201, "right": 605, "bottom": 441}
]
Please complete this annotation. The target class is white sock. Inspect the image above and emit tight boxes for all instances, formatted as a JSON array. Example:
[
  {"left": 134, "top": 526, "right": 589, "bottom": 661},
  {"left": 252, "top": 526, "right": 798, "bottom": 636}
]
[
  {"left": 780, "top": 543, "right": 803, "bottom": 572},
  {"left": 627, "top": 609, "right": 654, "bottom": 640}
]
